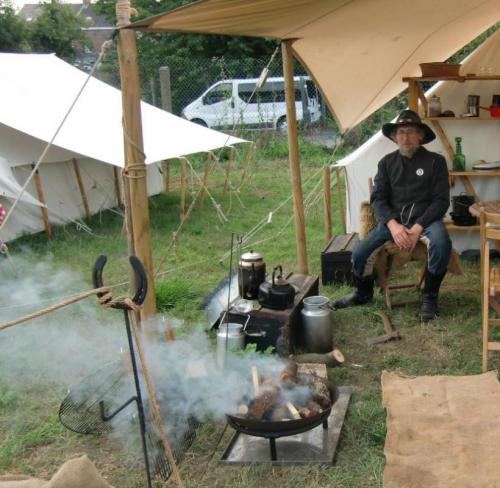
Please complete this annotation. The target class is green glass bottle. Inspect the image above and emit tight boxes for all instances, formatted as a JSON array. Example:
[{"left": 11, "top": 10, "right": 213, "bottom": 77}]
[{"left": 453, "top": 137, "right": 466, "bottom": 172}]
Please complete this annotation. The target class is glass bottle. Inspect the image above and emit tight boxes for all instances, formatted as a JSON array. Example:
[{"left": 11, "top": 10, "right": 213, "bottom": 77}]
[
  {"left": 453, "top": 137, "right": 466, "bottom": 172},
  {"left": 428, "top": 95, "right": 442, "bottom": 117}
]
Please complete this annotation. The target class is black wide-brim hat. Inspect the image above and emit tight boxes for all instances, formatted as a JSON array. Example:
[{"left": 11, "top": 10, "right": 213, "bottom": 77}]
[{"left": 382, "top": 109, "right": 436, "bottom": 144}]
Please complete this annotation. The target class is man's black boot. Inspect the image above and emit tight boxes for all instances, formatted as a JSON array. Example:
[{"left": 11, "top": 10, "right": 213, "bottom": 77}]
[
  {"left": 334, "top": 275, "right": 374, "bottom": 309},
  {"left": 418, "top": 271, "right": 446, "bottom": 322}
]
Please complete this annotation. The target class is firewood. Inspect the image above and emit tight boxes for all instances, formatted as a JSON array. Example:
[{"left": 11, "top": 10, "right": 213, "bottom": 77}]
[
  {"left": 310, "top": 380, "right": 331, "bottom": 409},
  {"left": 307, "top": 400, "right": 322, "bottom": 416},
  {"left": 278, "top": 360, "right": 298, "bottom": 385},
  {"left": 290, "top": 348, "right": 345, "bottom": 367},
  {"left": 285, "top": 401, "right": 301, "bottom": 419},
  {"left": 247, "top": 387, "right": 279, "bottom": 419},
  {"left": 237, "top": 404, "right": 249, "bottom": 416},
  {"left": 251, "top": 366, "right": 260, "bottom": 396},
  {"left": 270, "top": 405, "right": 289, "bottom": 421}
]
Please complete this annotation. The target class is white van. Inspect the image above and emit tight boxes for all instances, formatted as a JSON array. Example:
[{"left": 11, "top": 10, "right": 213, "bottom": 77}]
[{"left": 181, "top": 76, "right": 321, "bottom": 130}]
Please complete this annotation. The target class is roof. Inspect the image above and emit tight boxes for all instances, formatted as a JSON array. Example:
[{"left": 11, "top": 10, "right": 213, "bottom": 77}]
[
  {"left": 130, "top": 0, "right": 500, "bottom": 130},
  {"left": 0, "top": 52, "right": 246, "bottom": 167}
]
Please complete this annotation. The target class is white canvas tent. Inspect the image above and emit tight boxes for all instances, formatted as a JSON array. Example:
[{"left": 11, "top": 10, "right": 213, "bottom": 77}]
[
  {"left": 338, "top": 29, "right": 500, "bottom": 252},
  {"left": 0, "top": 53, "right": 246, "bottom": 242}
]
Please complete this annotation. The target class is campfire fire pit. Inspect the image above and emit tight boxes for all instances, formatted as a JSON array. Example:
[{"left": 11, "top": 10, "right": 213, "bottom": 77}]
[{"left": 224, "top": 361, "right": 338, "bottom": 461}]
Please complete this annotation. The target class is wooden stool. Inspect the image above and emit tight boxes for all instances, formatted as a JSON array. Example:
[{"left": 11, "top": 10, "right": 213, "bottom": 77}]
[{"left": 480, "top": 209, "right": 500, "bottom": 372}]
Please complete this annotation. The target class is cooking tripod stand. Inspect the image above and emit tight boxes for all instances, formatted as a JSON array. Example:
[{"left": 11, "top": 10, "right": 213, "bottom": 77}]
[{"left": 92, "top": 255, "right": 153, "bottom": 488}]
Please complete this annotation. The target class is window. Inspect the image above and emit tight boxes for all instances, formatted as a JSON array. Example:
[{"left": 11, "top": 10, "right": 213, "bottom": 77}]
[
  {"left": 203, "top": 83, "right": 232, "bottom": 105},
  {"left": 238, "top": 83, "right": 302, "bottom": 104}
]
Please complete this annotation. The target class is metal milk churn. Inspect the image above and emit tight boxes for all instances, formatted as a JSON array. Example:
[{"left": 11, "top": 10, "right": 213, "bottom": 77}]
[
  {"left": 238, "top": 250, "right": 266, "bottom": 300},
  {"left": 301, "top": 296, "right": 334, "bottom": 353},
  {"left": 216, "top": 313, "right": 249, "bottom": 368}
]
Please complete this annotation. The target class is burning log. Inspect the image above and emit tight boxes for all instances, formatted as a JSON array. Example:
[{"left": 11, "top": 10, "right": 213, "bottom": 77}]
[
  {"left": 298, "top": 400, "right": 322, "bottom": 419},
  {"left": 285, "top": 401, "right": 301, "bottom": 420},
  {"left": 278, "top": 360, "right": 298, "bottom": 385},
  {"left": 251, "top": 366, "right": 260, "bottom": 396},
  {"left": 310, "top": 379, "right": 331, "bottom": 409},
  {"left": 247, "top": 387, "right": 279, "bottom": 419},
  {"left": 270, "top": 405, "right": 290, "bottom": 421}
]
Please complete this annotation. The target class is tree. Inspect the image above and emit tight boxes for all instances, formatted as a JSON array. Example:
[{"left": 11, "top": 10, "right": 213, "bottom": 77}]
[
  {"left": 0, "top": 4, "right": 30, "bottom": 52},
  {"left": 29, "top": 0, "right": 91, "bottom": 61}
]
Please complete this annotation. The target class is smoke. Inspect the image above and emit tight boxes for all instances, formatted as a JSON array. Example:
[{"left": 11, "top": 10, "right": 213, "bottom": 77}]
[{"left": 0, "top": 252, "right": 126, "bottom": 389}]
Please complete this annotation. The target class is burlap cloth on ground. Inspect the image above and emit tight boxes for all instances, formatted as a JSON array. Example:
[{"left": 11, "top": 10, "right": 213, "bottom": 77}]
[
  {"left": 0, "top": 455, "right": 113, "bottom": 488},
  {"left": 382, "top": 371, "right": 500, "bottom": 488}
]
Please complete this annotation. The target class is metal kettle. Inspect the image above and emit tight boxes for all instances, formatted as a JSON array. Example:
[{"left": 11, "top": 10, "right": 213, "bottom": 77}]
[
  {"left": 238, "top": 250, "right": 266, "bottom": 300},
  {"left": 258, "top": 265, "right": 295, "bottom": 310}
]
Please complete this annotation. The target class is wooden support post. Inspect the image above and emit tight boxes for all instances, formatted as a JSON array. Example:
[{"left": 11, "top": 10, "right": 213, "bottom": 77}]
[
  {"left": 335, "top": 166, "right": 346, "bottom": 233},
  {"left": 159, "top": 66, "right": 172, "bottom": 112},
  {"left": 323, "top": 166, "right": 332, "bottom": 242},
  {"left": 408, "top": 80, "right": 419, "bottom": 113},
  {"left": 199, "top": 152, "right": 212, "bottom": 207},
  {"left": 113, "top": 166, "right": 123, "bottom": 208},
  {"left": 116, "top": 0, "right": 156, "bottom": 317},
  {"left": 222, "top": 146, "right": 235, "bottom": 196},
  {"left": 282, "top": 40, "right": 308, "bottom": 274},
  {"left": 72, "top": 158, "right": 91, "bottom": 219},
  {"left": 180, "top": 158, "right": 187, "bottom": 222},
  {"left": 32, "top": 164, "right": 52, "bottom": 238},
  {"left": 238, "top": 142, "right": 255, "bottom": 190},
  {"left": 163, "top": 160, "right": 170, "bottom": 192}
]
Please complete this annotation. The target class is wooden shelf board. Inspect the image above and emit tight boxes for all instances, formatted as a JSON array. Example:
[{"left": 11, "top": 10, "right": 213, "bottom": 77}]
[
  {"left": 403, "top": 75, "right": 500, "bottom": 82},
  {"left": 450, "top": 171, "right": 500, "bottom": 177},
  {"left": 424, "top": 117, "right": 500, "bottom": 121},
  {"left": 444, "top": 219, "right": 479, "bottom": 231}
]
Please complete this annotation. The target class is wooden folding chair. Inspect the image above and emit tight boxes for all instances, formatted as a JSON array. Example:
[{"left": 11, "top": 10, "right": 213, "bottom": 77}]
[{"left": 480, "top": 209, "right": 500, "bottom": 372}]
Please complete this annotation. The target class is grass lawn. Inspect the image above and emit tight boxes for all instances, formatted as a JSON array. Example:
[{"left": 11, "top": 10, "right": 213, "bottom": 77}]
[{"left": 0, "top": 133, "right": 495, "bottom": 487}]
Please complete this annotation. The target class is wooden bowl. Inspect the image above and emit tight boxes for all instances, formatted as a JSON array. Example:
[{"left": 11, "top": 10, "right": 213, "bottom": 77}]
[{"left": 419, "top": 62, "right": 461, "bottom": 77}]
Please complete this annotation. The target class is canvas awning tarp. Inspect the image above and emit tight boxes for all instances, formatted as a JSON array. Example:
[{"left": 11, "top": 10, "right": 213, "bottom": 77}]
[
  {"left": 131, "top": 0, "right": 500, "bottom": 131},
  {"left": 0, "top": 52, "right": 245, "bottom": 167}
]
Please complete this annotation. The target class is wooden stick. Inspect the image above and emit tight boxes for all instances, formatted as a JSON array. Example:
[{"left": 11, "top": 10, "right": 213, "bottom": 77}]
[
  {"left": 72, "top": 158, "right": 91, "bottom": 219},
  {"left": 113, "top": 166, "right": 123, "bottom": 208},
  {"left": 251, "top": 365, "right": 260, "bottom": 396},
  {"left": 199, "top": 153, "right": 212, "bottom": 207},
  {"left": 180, "top": 158, "right": 187, "bottom": 222},
  {"left": 222, "top": 146, "right": 235, "bottom": 196},
  {"left": 163, "top": 159, "right": 170, "bottom": 192},
  {"left": 32, "top": 166, "right": 52, "bottom": 238},
  {"left": 323, "top": 166, "right": 332, "bottom": 242},
  {"left": 285, "top": 401, "right": 301, "bottom": 419},
  {"left": 238, "top": 142, "right": 255, "bottom": 190},
  {"left": 335, "top": 166, "right": 346, "bottom": 233},
  {"left": 282, "top": 40, "right": 308, "bottom": 274},
  {"left": 129, "top": 314, "right": 185, "bottom": 488}
]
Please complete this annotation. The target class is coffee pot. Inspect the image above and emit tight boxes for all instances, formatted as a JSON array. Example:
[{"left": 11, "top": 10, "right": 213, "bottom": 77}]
[{"left": 238, "top": 250, "right": 266, "bottom": 300}]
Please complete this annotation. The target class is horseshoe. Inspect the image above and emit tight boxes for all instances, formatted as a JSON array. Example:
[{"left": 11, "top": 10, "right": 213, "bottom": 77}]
[{"left": 92, "top": 255, "right": 148, "bottom": 309}]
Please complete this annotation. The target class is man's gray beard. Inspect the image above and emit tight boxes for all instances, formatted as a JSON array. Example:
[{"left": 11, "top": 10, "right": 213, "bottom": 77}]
[{"left": 399, "top": 146, "right": 418, "bottom": 158}]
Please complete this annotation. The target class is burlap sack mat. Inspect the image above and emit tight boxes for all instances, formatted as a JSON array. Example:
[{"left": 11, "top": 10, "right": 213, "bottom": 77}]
[
  {"left": 382, "top": 370, "right": 500, "bottom": 488},
  {"left": 0, "top": 455, "right": 114, "bottom": 488}
]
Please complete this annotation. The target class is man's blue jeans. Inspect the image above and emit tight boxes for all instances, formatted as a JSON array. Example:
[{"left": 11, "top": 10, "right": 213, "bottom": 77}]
[{"left": 352, "top": 220, "right": 452, "bottom": 278}]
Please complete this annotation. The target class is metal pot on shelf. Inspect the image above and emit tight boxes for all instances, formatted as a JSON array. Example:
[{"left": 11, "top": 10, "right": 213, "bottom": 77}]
[
  {"left": 450, "top": 193, "right": 477, "bottom": 226},
  {"left": 258, "top": 265, "right": 295, "bottom": 310},
  {"left": 238, "top": 250, "right": 266, "bottom": 300}
]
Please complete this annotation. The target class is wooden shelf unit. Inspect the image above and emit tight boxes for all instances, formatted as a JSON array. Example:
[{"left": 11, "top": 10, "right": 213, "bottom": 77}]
[{"left": 404, "top": 74, "right": 500, "bottom": 233}]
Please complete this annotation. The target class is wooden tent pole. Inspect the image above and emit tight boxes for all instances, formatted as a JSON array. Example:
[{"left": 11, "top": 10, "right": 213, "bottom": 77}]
[
  {"left": 163, "top": 159, "right": 170, "bottom": 192},
  {"left": 116, "top": 0, "right": 156, "bottom": 317},
  {"left": 72, "top": 158, "right": 91, "bottom": 219},
  {"left": 335, "top": 166, "right": 346, "bottom": 233},
  {"left": 323, "top": 166, "right": 332, "bottom": 242},
  {"left": 180, "top": 158, "right": 187, "bottom": 222},
  {"left": 113, "top": 166, "right": 124, "bottom": 208},
  {"left": 222, "top": 146, "right": 235, "bottom": 196},
  {"left": 32, "top": 163, "right": 52, "bottom": 238},
  {"left": 238, "top": 142, "right": 255, "bottom": 190},
  {"left": 199, "top": 152, "right": 212, "bottom": 207},
  {"left": 281, "top": 40, "right": 308, "bottom": 274}
]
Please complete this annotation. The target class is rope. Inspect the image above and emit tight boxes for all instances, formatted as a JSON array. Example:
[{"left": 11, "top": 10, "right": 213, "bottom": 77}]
[
  {"left": 0, "top": 39, "right": 114, "bottom": 236},
  {"left": 128, "top": 313, "right": 185, "bottom": 488},
  {"left": 0, "top": 286, "right": 110, "bottom": 332}
]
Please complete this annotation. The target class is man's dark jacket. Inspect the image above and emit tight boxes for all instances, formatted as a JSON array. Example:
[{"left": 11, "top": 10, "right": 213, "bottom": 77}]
[{"left": 370, "top": 146, "right": 450, "bottom": 228}]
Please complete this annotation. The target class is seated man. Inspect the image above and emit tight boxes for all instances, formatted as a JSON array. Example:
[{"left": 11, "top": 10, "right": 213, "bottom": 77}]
[{"left": 335, "top": 110, "right": 451, "bottom": 321}]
